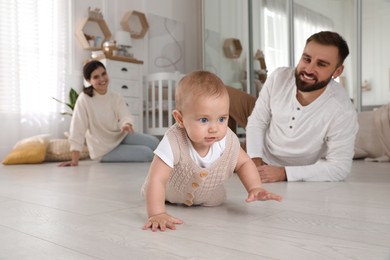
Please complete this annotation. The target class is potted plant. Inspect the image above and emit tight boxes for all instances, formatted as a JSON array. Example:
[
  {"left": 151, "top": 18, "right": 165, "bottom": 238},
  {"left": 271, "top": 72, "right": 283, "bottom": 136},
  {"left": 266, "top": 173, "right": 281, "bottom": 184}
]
[{"left": 52, "top": 88, "right": 79, "bottom": 116}]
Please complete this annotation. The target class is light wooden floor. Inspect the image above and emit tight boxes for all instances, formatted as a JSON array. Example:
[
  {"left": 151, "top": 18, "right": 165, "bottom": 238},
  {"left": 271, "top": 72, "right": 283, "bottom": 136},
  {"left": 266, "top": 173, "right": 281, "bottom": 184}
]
[{"left": 0, "top": 160, "right": 389, "bottom": 260}]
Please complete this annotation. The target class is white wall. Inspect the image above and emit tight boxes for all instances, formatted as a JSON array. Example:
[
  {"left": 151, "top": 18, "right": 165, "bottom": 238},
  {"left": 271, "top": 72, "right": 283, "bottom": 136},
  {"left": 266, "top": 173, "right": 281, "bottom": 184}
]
[{"left": 70, "top": 0, "right": 201, "bottom": 92}]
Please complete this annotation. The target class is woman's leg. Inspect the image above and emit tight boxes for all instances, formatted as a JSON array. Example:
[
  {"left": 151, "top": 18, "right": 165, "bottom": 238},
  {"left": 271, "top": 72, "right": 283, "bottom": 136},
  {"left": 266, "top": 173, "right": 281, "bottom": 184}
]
[
  {"left": 101, "top": 144, "right": 154, "bottom": 162},
  {"left": 121, "top": 132, "right": 160, "bottom": 150},
  {"left": 101, "top": 133, "right": 160, "bottom": 162}
]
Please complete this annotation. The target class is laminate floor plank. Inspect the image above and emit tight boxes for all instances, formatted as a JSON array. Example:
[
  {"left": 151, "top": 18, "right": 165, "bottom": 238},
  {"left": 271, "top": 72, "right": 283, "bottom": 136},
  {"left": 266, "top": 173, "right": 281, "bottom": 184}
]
[{"left": 0, "top": 160, "right": 389, "bottom": 259}]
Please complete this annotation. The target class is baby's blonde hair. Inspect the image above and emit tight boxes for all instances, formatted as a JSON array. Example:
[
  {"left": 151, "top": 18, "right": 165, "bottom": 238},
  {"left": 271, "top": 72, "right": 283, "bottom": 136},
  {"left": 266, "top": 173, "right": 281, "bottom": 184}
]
[{"left": 175, "top": 71, "right": 227, "bottom": 111}]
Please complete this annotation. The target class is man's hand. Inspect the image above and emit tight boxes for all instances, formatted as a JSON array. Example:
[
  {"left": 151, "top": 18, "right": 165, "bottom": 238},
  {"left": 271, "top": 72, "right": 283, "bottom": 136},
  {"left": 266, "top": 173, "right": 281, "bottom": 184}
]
[
  {"left": 258, "top": 165, "right": 287, "bottom": 183},
  {"left": 252, "top": 157, "right": 263, "bottom": 167},
  {"left": 246, "top": 187, "right": 282, "bottom": 202},
  {"left": 143, "top": 213, "right": 183, "bottom": 232}
]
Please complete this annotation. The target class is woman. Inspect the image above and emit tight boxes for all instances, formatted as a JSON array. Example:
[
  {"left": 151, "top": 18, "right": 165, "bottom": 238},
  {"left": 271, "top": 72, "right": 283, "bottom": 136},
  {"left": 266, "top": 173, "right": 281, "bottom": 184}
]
[{"left": 60, "top": 60, "right": 159, "bottom": 166}]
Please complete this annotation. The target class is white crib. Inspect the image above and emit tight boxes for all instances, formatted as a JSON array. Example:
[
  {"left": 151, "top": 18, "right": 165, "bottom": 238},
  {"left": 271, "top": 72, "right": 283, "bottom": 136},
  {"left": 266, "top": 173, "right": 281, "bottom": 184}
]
[{"left": 143, "top": 72, "right": 184, "bottom": 136}]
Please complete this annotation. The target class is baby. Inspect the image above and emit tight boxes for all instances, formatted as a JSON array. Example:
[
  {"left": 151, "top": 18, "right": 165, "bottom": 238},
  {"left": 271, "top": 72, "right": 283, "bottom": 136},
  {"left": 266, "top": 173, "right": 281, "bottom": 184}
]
[{"left": 142, "top": 70, "right": 282, "bottom": 232}]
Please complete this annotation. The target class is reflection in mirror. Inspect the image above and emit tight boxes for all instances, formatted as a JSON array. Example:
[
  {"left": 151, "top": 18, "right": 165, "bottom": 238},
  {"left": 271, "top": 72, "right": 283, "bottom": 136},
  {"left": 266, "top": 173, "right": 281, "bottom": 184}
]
[
  {"left": 203, "top": 0, "right": 387, "bottom": 110},
  {"left": 202, "top": 0, "right": 249, "bottom": 93},
  {"left": 362, "top": 0, "right": 390, "bottom": 108},
  {"left": 252, "top": 0, "right": 289, "bottom": 76},
  {"left": 250, "top": 0, "right": 357, "bottom": 103},
  {"left": 293, "top": 0, "right": 356, "bottom": 105}
]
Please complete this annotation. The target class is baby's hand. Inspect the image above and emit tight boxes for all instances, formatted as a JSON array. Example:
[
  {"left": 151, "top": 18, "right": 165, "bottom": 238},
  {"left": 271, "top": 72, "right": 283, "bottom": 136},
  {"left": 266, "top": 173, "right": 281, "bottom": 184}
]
[
  {"left": 143, "top": 213, "right": 183, "bottom": 232},
  {"left": 246, "top": 187, "right": 282, "bottom": 202}
]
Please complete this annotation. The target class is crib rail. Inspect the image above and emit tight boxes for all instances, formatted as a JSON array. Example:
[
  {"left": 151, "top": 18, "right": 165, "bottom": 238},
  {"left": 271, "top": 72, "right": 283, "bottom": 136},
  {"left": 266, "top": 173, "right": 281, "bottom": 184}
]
[{"left": 143, "top": 72, "right": 184, "bottom": 136}]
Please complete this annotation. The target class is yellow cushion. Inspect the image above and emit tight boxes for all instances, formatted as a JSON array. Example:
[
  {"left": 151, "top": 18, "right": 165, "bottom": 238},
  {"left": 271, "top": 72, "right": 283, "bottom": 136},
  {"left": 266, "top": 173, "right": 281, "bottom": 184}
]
[
  {"left": 45, "top": 139, "right": 89, "bottom": 162},
  {"left": 2, "top": 135, "right": 49, "bottom": 165}
]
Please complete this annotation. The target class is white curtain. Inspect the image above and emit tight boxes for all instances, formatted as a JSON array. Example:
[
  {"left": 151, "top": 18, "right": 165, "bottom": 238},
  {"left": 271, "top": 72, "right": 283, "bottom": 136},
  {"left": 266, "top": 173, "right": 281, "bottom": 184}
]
[
  {"left": 293, "top": 4, "right": 333, "bottom": 65},
  {"left": 0, "top": 0, "right": 70, "bottom": 159},
  {"left": 263, "top": 0, "right": 289, "bottom": 74},
  {"left": 263, "top": 0, "right": 333, "bottom": 73}
]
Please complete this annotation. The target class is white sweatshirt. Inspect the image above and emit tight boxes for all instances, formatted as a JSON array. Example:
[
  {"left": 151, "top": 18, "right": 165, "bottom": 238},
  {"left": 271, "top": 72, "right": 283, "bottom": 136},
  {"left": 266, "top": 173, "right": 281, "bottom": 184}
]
[{"left": 68, "top": 89, "right": 133, "bottom": 159}]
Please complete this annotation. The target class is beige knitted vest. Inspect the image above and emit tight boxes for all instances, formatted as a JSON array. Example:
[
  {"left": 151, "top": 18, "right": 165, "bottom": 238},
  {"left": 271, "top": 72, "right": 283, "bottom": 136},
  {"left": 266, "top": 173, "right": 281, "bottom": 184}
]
[{"left": 165, "top": 124, "right": 240, "bottom": 206}]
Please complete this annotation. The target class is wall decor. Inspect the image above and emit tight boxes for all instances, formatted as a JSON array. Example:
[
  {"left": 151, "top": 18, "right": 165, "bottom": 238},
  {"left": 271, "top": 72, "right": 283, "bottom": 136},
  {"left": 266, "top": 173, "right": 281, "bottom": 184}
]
[
  {"left": 147, "top": 14, "right": 184, "bottom": 73},
  {"left": 75, "top": 7, "right": 112, "bottom": 50},
  {"left": 223, "top": 38, "right": 242, "bottom": 59},
  {"left": 121, "top": 10, "right": 149, "bottom": 39}
]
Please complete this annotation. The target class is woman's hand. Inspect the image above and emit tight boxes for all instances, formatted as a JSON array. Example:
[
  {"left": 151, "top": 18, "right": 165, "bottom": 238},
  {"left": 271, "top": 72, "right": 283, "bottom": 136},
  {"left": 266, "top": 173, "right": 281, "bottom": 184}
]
[
  {"left": 143, "top": 212, "right": 183, "bottom": 232},
  {"left": 121, "top": 123, "right": 134, "bottom": 134},
  {"left": 58, "top": 161, "right": 78, "bottom": 167},
  {"left": 58, "top": 151, "right": 80, "bottom": 167}
]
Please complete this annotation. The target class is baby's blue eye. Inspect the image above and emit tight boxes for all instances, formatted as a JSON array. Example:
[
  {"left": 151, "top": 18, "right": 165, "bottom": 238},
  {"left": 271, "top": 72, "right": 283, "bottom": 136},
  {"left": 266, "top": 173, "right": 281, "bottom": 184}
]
[
  {"left": 199, "top": 118, "right": 208, "bottom": 123},
  {"left": 218, "top": 117, "right": 226, "bottom": 123}
]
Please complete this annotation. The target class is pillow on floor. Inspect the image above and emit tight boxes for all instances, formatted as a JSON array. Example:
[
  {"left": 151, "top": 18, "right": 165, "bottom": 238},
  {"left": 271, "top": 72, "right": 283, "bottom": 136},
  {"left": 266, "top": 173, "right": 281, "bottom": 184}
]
[
  {"left": 45, "top": 139, "right": 89, "bottom": 162},
  {"left": 354, "top": 111, "right": 384, "bottom": 159},
  {"left": 2, "top": 135, "right": 50, "bottom": 165}
]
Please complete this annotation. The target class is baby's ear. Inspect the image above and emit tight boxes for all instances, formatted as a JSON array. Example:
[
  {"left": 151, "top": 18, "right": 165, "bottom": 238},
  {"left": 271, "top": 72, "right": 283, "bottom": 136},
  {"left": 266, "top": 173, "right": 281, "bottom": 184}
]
[{"left": 172, "top": 110, "right": 184, "bottom": 128}]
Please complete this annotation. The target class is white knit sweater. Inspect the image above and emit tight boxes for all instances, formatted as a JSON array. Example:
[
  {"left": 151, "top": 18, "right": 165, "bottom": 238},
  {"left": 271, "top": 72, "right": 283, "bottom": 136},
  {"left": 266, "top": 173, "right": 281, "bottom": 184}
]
[
  {"left": 68, "top": 89, "right": 133, "bottom": 159},
  {"left": 164, "top": 124, "right": 240, "bottom": 206}
]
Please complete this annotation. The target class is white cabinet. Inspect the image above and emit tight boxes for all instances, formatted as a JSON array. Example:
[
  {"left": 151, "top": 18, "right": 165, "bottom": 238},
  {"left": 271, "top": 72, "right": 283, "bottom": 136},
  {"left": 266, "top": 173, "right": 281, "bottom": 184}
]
[{"left": 102, "top": 59, "right": 143, "bottom": 133}]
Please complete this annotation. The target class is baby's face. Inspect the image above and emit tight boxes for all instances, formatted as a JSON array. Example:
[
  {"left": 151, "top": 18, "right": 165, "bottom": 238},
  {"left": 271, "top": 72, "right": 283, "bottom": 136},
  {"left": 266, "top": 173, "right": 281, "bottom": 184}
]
[{"left": 180, "top": 92, "right": 229, "bottom": 155}]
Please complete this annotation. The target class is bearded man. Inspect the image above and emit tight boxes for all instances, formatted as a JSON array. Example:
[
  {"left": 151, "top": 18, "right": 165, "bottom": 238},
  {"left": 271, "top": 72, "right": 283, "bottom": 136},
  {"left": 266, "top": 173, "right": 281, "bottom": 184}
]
[{"left": 227, "top": 31, "right": 358, "bottom": 182}]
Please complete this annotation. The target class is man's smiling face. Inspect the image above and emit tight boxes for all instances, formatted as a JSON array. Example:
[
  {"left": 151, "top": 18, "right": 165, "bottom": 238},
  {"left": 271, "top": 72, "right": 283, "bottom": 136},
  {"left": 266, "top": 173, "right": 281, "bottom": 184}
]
[{"left": 295, "top": 41, "right": 343, "bottom": 92}]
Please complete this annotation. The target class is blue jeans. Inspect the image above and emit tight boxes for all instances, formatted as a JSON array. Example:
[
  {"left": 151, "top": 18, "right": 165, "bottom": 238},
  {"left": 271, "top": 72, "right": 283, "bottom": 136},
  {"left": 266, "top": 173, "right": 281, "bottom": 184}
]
[{"left": 101, "top": 132, "right": 160, "bottom": 162}]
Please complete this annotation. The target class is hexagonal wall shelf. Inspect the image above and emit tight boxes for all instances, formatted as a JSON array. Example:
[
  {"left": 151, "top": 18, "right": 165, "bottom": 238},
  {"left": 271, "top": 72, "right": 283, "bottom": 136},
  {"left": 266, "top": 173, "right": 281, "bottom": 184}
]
[
  {"left": 76, "top": 17, "right": 112, "bottom": 50},
  {"left": 120, "top": 10, "right": 149, "bottom": 39},
  {"left": 223, "top": 38, "right": 243, "bottom": 59}
]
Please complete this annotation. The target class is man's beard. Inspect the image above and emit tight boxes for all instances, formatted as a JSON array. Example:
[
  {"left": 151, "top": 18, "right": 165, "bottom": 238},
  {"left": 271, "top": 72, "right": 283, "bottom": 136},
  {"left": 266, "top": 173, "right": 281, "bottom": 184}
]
[{"left": 295, "top": 69, "right": 332, "bottom": 92}]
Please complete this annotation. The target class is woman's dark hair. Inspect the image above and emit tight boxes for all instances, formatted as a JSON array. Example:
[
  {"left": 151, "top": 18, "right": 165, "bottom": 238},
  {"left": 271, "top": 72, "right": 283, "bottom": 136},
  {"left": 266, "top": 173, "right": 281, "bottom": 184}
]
[
  {"left": 306, "top": 31, "right": 349, "bottom": 67},
  {"left": 82, "top": 60, "right": 106, "bottom": 97}
]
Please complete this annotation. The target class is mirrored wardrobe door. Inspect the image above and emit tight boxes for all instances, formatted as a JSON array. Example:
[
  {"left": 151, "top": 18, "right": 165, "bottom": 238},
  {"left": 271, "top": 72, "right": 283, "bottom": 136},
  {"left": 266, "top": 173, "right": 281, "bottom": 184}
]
[
  {"left": 361, "top": 0, "right": 390, "bottom": 110},
  {"left": 293, "top": 0, "right": 357, "bottom": 107}
]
